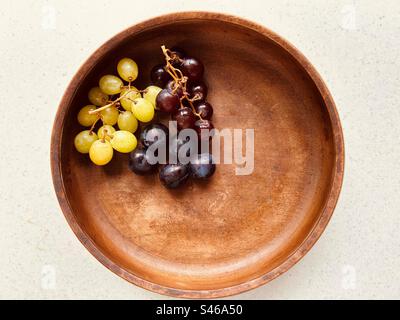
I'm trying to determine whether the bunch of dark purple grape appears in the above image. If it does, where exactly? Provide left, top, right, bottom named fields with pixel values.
left=152, top=46, right=214, bottom=134
left=128, top=46, right=216, bottom=189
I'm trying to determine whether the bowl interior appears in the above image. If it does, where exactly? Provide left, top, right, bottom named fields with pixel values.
left=58, top=17, right=337, bottom=295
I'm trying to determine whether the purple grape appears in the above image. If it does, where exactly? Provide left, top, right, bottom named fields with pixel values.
left=195, top=102, right=213, bottom=120
left=169, top=135, right=196, bottom=159
left=189, top=82, right=208, bottom=101
left=194, top=119, right=214, bottom=140
left=180, top=57, right=204, bottom=83
left=156, top=89, right=180, bottom=113
left=159, top=163, right=190, bottom=189
left=150, top=64, right=170, bottom=87
left=129, top=148, right=156, bottom=175
left=190, top=153, right=216, bottom=179
left=140, top=123, right=169, bottom=148
left=165, top=80, right=184, bottom=98
left=172, top=107, right=196, bottom=130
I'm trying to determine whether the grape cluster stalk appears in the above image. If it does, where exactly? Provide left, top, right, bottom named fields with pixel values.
left=160, top=45, right=204, bottom=120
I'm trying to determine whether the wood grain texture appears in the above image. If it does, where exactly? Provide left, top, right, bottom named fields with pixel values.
left=51, top=12, right=344, bottom=298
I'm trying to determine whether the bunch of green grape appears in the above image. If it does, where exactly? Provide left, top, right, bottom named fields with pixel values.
left=74, top=58, right=162, bottom=165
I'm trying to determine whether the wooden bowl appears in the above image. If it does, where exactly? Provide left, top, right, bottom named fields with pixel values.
left=51, top=12, right=344, bottom=298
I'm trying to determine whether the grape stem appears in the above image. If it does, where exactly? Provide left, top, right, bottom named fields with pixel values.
left=188, top=99, right=203, bottom=120
left=89, top=116, right=102, bottom=134
left=102, top=129, right=114, bottom=142
left=88, top=88, right=141, bottom=114
left=161, top=45, right=204, bottom=120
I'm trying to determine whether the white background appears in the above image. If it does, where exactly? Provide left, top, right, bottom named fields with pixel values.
left=0, top=0, right=399, bottom=299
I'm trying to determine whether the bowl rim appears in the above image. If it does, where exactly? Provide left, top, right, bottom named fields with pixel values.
left=51, top=11, right=345, bottom=299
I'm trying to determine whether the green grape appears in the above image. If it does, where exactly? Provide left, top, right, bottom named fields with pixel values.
left=110, top=130, right=137, bottom=153
left=118, top=111, right=138, bottom=133
left=143, top=85, right=162, bottom=108
left=97, top=125, right=116, bottom=141
left=131, top=98, right=154, bottom=123
left=117, top=58, right=138, bottom=82
left=74, top=130, right=98, bottom=154
left=100, top=106, right=119, bottom=125
left=77, top=105, right=98, bottom=127
left=88, top=87, right=109, bottom=106
left=120, top=87, right=141, bottom=111
left=89, top=140, right=113, bottom=165
left=99, top=75, right=123, bottom=95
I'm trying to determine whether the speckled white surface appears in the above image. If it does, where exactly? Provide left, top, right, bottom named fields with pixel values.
left=0, top=0, right=399, bottom=299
